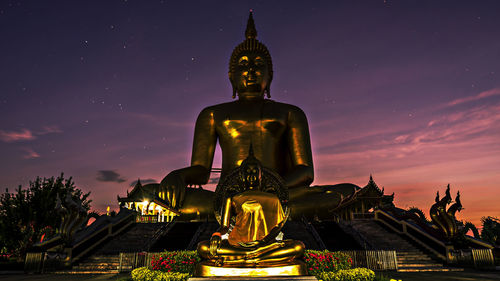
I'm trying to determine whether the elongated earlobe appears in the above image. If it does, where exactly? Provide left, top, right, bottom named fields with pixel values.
left=229, top=73, right=237, bottom=99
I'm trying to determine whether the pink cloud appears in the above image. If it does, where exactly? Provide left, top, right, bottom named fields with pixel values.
left=0, top=126, right=63, bottom=143
left=22, top=148, right=40, bottom=159
left=0, top=129, right=36, bottom=142
left=446, top=87, right=500, bottom=107
left=38, top=126, right=63, bottom=135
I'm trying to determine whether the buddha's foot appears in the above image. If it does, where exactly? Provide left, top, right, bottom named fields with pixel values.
left=246, top=241, right=285, bottom=259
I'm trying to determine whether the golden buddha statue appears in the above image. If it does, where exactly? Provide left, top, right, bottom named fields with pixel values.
left=160, top=12, right=352, bottom=220
left=195, top=147, right=306, bottom=276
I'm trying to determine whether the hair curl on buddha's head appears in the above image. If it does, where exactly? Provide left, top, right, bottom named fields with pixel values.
left=229, top=11, right=273, bottom=98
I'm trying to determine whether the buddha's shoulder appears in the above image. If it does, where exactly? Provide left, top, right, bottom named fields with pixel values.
left=198, top=100, right=306, bottom=116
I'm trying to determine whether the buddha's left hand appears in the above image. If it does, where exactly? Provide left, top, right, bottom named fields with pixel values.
left=238, top=240, right=261, bottom=248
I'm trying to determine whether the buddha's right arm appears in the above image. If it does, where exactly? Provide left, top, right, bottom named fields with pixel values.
left=160, top=108, right=217, bottom=208
left=165, top=107, right=217, bottom=185
left=189, top=107, right=217, bottom=184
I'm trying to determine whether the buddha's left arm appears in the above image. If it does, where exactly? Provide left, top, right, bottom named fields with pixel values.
left=284, top=106, right=314, bottom=188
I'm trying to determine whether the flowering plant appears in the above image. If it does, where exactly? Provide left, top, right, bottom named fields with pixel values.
left=304, top=250, right=352, bottom=276
left=316, top=268, right=375, bottom=281
left=150, top=250, right=200, bottom=273
left=132, top=267, right=190, bottom=281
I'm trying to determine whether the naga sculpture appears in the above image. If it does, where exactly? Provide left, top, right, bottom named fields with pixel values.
left=429, top=184, right=462, bottom=240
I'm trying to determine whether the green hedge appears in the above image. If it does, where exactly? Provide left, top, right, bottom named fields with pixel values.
left=316, top=268, right=375, bottom=281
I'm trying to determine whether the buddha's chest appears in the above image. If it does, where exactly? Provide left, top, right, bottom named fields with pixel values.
left=214, top=109, right=287, bottom=139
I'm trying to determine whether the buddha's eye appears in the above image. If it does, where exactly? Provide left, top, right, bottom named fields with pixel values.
left=238, top=56, right=249, bottom=66
left=254, top=56, right=264, bottom=66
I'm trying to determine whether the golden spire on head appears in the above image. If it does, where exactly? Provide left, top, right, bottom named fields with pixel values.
left=245, top=10, right=257, bottom=39
left=229, top=10, right=273, bottom=98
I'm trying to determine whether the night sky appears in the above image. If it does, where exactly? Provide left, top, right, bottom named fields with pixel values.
left=1, top=1, right=499, bottom=228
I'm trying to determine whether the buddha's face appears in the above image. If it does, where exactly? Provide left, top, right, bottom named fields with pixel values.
left=242, top=162, right=262, bottom=190
left=232, top=51, right=270, bottom=99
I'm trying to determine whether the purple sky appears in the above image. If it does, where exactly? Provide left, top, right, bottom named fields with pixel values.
left=1, top=0, right=499, bottom=228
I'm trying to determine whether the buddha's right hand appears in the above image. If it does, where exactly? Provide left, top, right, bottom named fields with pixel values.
left=209, top=235, right=221, bottom=257
left=160, top=171, right=186, bottom=209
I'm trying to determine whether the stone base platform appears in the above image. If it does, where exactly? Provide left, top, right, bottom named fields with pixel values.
left=194, top=260, right=309, bottom=277
left=189, top=277, right=317, bottom=281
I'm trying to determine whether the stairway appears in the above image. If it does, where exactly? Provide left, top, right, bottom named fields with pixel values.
left=68, top=223, right=167, bottom=273
left=282, top=220, right=325, bottom=250
left=70, top=255, right=120, bottom=273
left=186, top=222, right=219, bottom=250
left=94, top=223, right=165, bottom=254
left=349, top=219, right=463, bottom=272
left=313, top=221, right=365, bottom=250
left=150, top=222, right=203, bottom=251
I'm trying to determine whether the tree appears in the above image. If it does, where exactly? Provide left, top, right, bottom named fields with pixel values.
left=481, top=216, right=500, bottom=246
left=0, top=174, right=91, bottom=258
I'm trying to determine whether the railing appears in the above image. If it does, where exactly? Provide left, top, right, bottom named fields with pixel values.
left=71, top=211, right=135, bottom=262
left=374, top=209, right=450, bottom=261
left=136, top=215, right=158, bottom=223
left=302, top=216, right=327, bottom=250
left=373, top=209, right=497, bottom=269
left=340, top=250, right=397, bottom=271
left=24, top=252, right=44, bottom=273
left=448, top=249, right=495, bottom=269
left=24, top=210, right=136, bottom=272
left=119, top=252, right=158, bottom=272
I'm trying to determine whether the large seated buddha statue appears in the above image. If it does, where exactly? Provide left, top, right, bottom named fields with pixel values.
left=195, top=147, right=306, bottom=275
left=160, top=12, right=355, bottom=221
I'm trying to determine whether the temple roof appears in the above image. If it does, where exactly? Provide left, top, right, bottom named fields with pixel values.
left=117, top=180, right=179, bottom=214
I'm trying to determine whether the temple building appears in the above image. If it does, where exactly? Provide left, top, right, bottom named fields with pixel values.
left=329, top=176, right=394, bottom=221
left=117, top=179, right=179, bottom=223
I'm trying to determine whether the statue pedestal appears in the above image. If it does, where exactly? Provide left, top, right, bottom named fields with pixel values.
left=194, top=260, right=308, bottom=277
left=189, top=277, right=317, bottom=281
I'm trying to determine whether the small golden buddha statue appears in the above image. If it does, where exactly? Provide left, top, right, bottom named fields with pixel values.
left=160, top=12, right=353, bottom=221
left=195, top=147, right=306, bottom=276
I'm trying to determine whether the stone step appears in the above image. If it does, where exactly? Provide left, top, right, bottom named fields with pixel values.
left=397, top=258, right=434, bottom=262
left=398, top=250, right=425, bottom=253
left=84, top=257, right=120, bottom=261
left=397, top=255, right=436, bottom=259
left=397, top=255, right=430, bottom=259
left=74, top=263, right=119, bottom=268
left=74, top=263, right=119, bottom=267
left=398, top=267, right=464, bottom=272
left=397, top=263, right=443, bottom=268
left=54, top=270, right=120, bottom=274
left=398, top=261, right=434, bottom=264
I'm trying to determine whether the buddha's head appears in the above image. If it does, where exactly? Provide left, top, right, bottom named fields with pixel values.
left=239, top=144, right=263, bottom=190
left=229, top=11, right=273, bottom=100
